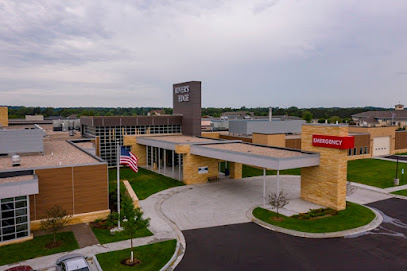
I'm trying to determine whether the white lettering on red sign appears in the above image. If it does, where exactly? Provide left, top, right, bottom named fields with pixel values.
left=313, top=138, right=343, bottom=146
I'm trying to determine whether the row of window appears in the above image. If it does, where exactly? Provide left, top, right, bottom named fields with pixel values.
left=0, top=196, right=29, bottom=243
left=348, top=146, right=369, bottom=156
left=84, top=124, right=182, bottom=166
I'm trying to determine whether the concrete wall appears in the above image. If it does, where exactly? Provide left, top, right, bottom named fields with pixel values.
left=252, top=133, right=285, bottom=147
left=229, top=120, right=305, bottom=135
left=301, top=124, right=348, bottom=210
left=0, top=107, right=8, bottom=127
left=0, top=128, right=44, bottom=155
left=25, top=115, right=44, bottom=121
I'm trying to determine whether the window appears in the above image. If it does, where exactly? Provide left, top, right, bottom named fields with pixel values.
left=0, top=196, right=29, bottom=243
left=360, top=147, right=363, bottom=155
left=353, top=148, right=357, bottom=155
left=348, top=149, right=352, bottom=156
left=364, top=147, right=368, bottom=154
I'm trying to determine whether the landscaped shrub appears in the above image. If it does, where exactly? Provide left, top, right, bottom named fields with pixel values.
left=292, top=208, right=337, bottom=220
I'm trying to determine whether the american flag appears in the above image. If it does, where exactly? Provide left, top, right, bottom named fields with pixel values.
left=120, top=147, right=138, bottom=173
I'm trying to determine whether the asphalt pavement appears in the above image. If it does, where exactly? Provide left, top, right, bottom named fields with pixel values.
left=176, top=198, right=407, bottom=271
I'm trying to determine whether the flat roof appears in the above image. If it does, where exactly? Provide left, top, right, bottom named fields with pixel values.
left=0, top=175, right=35, bottom=184
left=202, top=143, right=308, bottom=158
left=190, top=142, right=319, bottom=170
left=147, top=135, right=218, bottom=144
left=136, top=135, right=320, bottom=170
left=136, top=135, right=221, bottom=151
left=0, top=140, right=102, bottom=171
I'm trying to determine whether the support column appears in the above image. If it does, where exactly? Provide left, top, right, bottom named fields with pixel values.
left=164, top=149, right=166, bottom=175
left=150, top=147, right=153, bottom=169
left=263, top=168, right=266, bottom=207
left=178, top=153, right=181, bottom=181
left=158, top=148, right=161, bottom=173
left=172, top=151, right=175, bottom=179
left=146, top=146, right=149, bottom=169
left=229, top=162, right=242, bottom=179
left=301, top=124, right=349, bottom=210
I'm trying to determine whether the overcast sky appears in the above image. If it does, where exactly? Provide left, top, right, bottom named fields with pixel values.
left=0, top=0, right=406, bottom=108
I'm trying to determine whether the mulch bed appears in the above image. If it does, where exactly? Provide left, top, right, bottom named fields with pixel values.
left=121, top=258, right=141, bottom=266
left=45, top=240, right=63, bottom=249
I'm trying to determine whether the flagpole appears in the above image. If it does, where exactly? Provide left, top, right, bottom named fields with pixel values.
left=117, top=142, right=121, bottom=229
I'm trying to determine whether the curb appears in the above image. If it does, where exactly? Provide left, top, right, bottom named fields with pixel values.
left=247, top=205, right=383, bottom=238
left=154, top=188, right=190, bottom=271
left=92, top=254, right=103, bottom=271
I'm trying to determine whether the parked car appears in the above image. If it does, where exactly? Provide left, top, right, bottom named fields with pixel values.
left=4, top=266, right=33, bottom=271
left=56, top=254, right=91, bottom=271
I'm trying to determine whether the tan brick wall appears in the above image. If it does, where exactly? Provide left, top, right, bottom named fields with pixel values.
left=252, top=133, right=285, bottom=147
left=230, top=162, right=242, bottom=179
left=347, top=153, right=371, bottom=161
left=348, top=126, right=396, bottom=155
left=182, top=153, right=219, bottom=184
left=0, top=107, right=8, bottom=127
left=175, top=144, right=190, bottom=154
left=201, top=132, right=220, bottom=139
left=301, top=124, right=348, bottom=210
left=124, top=135, right=147, bottom=166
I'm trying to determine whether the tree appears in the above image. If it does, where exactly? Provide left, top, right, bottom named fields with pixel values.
left=329, top=116, right=342, bottom=124
left=121, top=194, right=150, bottom=264
left=40, top=205, right=72, bottom=246
left=268, top=190, right=290, bottom=221
left=302, top=111, right=313, bottom=123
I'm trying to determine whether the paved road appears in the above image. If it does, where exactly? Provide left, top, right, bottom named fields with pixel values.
left=176, top=198, right=407, bottom=271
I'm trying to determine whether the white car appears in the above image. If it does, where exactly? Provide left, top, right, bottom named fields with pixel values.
left=56, top=254, right=91, bottom=271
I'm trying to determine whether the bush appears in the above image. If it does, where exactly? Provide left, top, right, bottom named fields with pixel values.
left=106, top=212, right=119, bottom=228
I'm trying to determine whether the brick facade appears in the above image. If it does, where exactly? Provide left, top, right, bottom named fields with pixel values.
left=301, top=124, right=348, bottom=210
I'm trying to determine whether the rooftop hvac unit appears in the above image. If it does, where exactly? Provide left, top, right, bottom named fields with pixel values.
left=12, top=154, right=21, bottom=167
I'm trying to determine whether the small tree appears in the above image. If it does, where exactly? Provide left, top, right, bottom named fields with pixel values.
left=40, top=205, right=72, bottom=245
left=268, top=190, right=290, bottom=221
left=121, top=194, right=150, bottom=264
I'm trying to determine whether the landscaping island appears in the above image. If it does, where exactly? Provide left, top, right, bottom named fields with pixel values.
left=96, top=239, right=176, bottom=271
left=253, top=202, right=375, bottom=233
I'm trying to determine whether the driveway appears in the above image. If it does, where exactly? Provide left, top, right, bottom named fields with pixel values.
left=161, top=176, right=322, bottom=230
left=161, top=175, right=393, bottom=231
left=176, top=198, right=407, bottom=271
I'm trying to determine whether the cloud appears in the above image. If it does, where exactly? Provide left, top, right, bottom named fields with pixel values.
left=0, top=0, right=407, bottom=107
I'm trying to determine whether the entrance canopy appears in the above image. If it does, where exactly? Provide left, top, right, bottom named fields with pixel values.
left=136, top=135, right=320, bottom=170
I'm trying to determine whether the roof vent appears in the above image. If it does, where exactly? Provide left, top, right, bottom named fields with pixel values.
left=12, top=155, right=21, bottom=167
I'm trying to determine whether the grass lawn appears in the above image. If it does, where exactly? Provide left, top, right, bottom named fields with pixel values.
left=109, top=168, right=184, bottom=200
left=348, top=159, right=407, bottom=188
left=0, top=232, right=79, bottom=266
left=220, top=162, right=301, bottom=178
left=397, top=152, right=407, bottom=155
left=253, top=202, right=375, bottom=233
left=91, top=226, right=153, bottom=244
left=96, top=239, right=176, bottom=271
left=391, top=189, right=407, bottom=196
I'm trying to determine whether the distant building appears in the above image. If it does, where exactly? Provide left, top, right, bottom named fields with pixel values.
left=352, top=104, right=407, bottom=127
left=220, top=111, right=254, bottom=120
left=147, top=110, right=165, bottom=116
